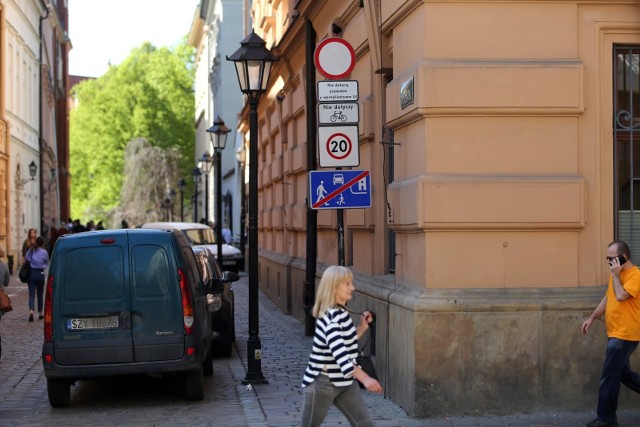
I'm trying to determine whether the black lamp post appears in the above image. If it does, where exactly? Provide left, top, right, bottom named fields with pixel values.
left=169, top=190, right=176, bottom=221
left=192, top=167, right=202, bottom=222
left=161, top=197, right=172, bottom=221
left=227, top=30, right=278, bottom=385
left=207, top=115, right=230, bottom=264
left=178, top=178, right=186, bottom=221
left=235, top=144, right=247, bottom=261
left=199, top=152, right=213, bottom=225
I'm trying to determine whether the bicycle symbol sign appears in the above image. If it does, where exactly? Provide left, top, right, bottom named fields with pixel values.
left=317, top=102, right=359, bottom=125
left=318, top=125, right=360, bottom=167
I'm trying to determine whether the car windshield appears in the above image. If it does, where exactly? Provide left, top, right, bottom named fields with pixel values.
left=183, top=228, right=217, bottom=245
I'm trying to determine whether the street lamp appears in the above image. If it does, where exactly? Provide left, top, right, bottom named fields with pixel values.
left=198, top=152, right=213, bottom=225
left=169, top=190, right=176, bottom=221
left=161, top=197, right=172, bottom=221
left=235, top=143, right=247, bottom=261
left=227, top=30, right=278, bottom=385
left=192, top=167, right=202, bottom=223
left=207, top=115, right=230, bottom=264
left=178, top=178, right=186, bottom=221
left=17, top=160, right=38, bottom=188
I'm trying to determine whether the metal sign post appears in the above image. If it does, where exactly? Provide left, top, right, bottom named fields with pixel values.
left=314, top=37, right=369, bottom=267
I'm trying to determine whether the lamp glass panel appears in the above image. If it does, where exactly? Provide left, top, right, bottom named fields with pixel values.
left=261, top=62, right=272, bottom=91
left=235, top=62, right=248, bottom=92
left=217, top=133, right=228, bottom=151
left=247, top=61, right=263, bottom=91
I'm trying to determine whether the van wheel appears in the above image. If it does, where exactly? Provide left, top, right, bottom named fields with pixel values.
left=184, top=369, right=204, bottom=401
left=47, top=378, right=70, bottom=408
left=203, top=345, right=214, bottom=377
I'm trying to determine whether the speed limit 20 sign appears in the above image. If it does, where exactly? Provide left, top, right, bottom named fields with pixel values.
left=318, top=125, right=360, bottom=167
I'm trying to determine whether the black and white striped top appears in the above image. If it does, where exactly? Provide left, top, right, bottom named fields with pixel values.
left=302, top=307, right=358, bottom=387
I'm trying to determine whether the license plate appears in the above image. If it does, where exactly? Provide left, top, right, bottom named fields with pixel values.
left=67, top=316, right=119, bottom=330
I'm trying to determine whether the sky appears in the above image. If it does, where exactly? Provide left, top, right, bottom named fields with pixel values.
left=68, top=0, right=200, bottom=77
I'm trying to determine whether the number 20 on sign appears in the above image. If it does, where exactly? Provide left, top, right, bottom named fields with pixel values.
left=318, top=125, right=360, bottom=168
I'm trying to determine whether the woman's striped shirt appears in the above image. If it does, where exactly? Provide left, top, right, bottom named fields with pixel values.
left=302, top=307, right=358, bottom=387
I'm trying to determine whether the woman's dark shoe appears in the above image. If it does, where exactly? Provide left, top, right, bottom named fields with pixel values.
left=38, top=315, right=44, bottom=320
left=28, top=314, right=34, bottom=322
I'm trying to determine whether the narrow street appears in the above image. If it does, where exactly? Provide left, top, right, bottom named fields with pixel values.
left=2, top=272, right=640, bottom=427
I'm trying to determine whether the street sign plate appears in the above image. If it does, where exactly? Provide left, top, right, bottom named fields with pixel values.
left=314, top=37, right=356, bottom=80
left=318, top=126, right=360, bottom=168
left=318, top=102, right=359, bottom=125
left=317, top=81, right=358, bottom=102
left=308, top=170, right=371, bottom=210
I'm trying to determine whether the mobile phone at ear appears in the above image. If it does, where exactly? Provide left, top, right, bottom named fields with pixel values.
left=617, top=255, right=627, bottom=265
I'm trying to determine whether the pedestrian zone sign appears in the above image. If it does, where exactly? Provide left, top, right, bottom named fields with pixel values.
left=308, top=170, right=371, bottom=210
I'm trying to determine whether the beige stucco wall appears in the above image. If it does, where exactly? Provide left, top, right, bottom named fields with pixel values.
left=244, top=0, right=640, bottom=418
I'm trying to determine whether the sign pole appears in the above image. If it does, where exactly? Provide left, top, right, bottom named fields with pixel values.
left=336, top=167, right=345, bottom=266
left=338, top=208, right=345, bottom=266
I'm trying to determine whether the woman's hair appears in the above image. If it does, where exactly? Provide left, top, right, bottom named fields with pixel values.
left=28, top=228, right=37, bottom=238
left=36, top=236, right=45, bottom=247
left=312, top=265, right=353, bottom=318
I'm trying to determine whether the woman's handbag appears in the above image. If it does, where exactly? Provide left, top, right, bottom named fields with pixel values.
left=18, top=259, right=30, bottom=283
left=0, top=288, right=12, bottom=312
left=355, top=314, right=378, bottom=389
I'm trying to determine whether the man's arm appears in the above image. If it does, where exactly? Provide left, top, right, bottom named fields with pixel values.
left=612, top=272, right=631, bottom=301
left=582, top=295, right=607, bottom=335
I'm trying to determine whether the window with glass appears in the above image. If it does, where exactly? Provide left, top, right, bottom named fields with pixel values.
left=614, top=45, right=640, bottom=263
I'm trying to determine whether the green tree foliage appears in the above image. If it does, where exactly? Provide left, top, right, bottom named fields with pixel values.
left=70, top=41, right=195, bottom=224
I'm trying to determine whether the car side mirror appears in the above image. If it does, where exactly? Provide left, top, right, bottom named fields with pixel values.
left=209, top=278, right=224, bottom=294
left=221, top=271, right=239, bottom=283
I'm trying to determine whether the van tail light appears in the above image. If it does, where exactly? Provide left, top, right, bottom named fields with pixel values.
left=44, top=275, right=54, bottom=342
left=178, top=269, right=194, bottom=335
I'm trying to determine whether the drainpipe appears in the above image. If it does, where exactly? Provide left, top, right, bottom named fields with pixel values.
left=39, top=1, right=49, bottom=237
left=303, top=18, right=317, bottom=336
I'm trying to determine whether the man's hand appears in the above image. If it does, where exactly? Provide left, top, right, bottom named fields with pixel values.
left=609, top=257, right=624, bottom=276
left=581, top=317, right=594, bottom=335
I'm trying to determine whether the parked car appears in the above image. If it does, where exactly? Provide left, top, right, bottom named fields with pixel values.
left=192, top=245, right=238, bottom=357
left=141, top=222, right=244, bottom=273
left=41, top=229, right=219, bottom=407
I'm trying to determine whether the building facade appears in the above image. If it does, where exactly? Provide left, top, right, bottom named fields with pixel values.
left=189, top=0, right=245, bottom=239
left=1, top=0, right=69, bottom=263
left=238, top=0, right=640, bottom=417
left=40, top=0, right=70, bottom=244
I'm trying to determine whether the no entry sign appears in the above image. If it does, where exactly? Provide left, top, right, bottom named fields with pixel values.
left=314, top=37, right=356, bottom=80
left=318, top=125, right=360, bottom=167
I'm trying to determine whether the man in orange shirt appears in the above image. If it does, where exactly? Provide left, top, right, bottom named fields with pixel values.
left=582, top=241, right=640, bottom=427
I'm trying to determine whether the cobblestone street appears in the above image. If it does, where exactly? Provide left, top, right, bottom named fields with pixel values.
left=2, top=272, right=640, bottom=426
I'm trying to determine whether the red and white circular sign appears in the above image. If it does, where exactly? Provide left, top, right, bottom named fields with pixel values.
left=326, top=132, right=353, bottom=160
left=314, top=38, right=356, bottom=80
left=318, top=126, right=360, bottom=167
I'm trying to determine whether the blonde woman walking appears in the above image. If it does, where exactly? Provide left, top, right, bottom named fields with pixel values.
left=300, top=265, right=382, bottom=427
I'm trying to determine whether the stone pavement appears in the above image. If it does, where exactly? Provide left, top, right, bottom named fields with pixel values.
left=2, top=271, right=640, bottom=426
left=230, top=273, right=640, bottom=427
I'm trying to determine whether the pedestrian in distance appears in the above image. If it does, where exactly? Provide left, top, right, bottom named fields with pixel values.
left=221, top=222, right=232, bottom=244
left=25, top=236, right=49, bottom=322
left=300, top=265, right=382, bottom=427
left=0, top=248, right=10, bottom=359
left=21, top=228, right=37, bottom=258
left=582, top=241, right=640, bottom=427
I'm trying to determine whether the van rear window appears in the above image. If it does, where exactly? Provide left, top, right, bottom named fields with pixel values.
left=132, top=245, right=171, bottom=297
left=63, top=246, right=124, bottom=300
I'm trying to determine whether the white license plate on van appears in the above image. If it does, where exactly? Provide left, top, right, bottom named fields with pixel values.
left=67, top=316, right=119, bottom=330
